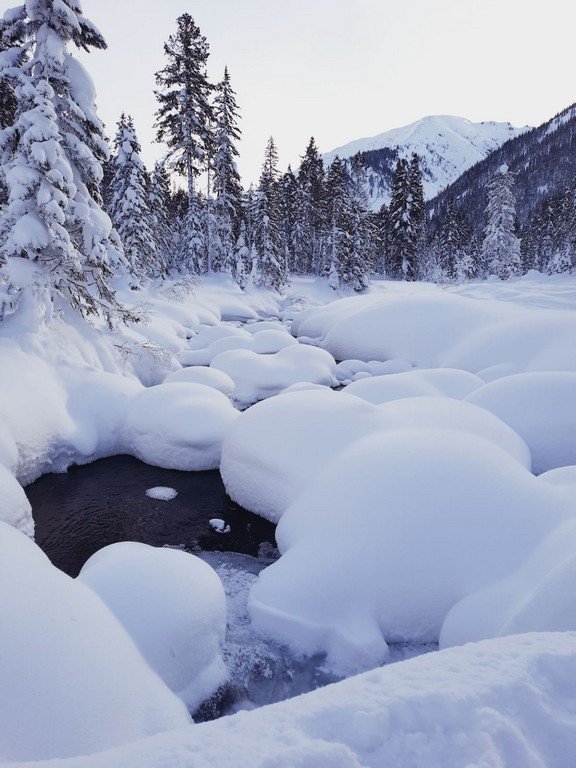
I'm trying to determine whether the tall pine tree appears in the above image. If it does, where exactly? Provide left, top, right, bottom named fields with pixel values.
left=155, top=14, right=213, bottom=273
left=481, top=165, right=522, bottom=279
left=252, top=137, right=287, bottom=291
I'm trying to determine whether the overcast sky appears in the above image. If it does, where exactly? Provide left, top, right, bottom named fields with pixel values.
left=5, top=0, right=575, bottom=184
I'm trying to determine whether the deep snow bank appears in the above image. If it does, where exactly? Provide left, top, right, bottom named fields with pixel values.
left=14, top=633, right=576, bottom=768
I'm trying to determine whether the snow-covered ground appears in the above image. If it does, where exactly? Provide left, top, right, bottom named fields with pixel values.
left=3, top=271, right=576, bottom=765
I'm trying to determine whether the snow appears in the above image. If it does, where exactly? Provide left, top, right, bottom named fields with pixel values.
left=323, top=115, right=528, bottom=209
left=145, top=486, right=178, bottom=500
left=122, top=382, right=239, bottom=471
left=211, top=344, right=338, bottom=406
left=79, top=542, right=228, bottom=712
left=16, top=633, right=576, bottom=768
left=0, top=523, right=190, bottom=763
left=209, top=518, right=231, bottom=533
left=180, top=327, right=296, bottom=366
left=344, top=367, right=484, bottom=403
left=164, top=365, right=236, bottom=398
left=221, top=390, right=531, bottom=524
left=249, top=430, right=574, bottom=673
left=467, top=372, right=576, bottom=473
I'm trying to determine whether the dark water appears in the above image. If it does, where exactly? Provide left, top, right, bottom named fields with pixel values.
left=27, top=455, right=276, bottom=577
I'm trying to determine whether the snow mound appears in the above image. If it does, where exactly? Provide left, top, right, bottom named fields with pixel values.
left=249, top=430, right=572, bottom=673
left=180, top=328, right=296, bottom=367
left=145, top=486, right=178, bottom=501
left=441, top=519, right=576, bottom=648
left=0, top=463, right=34, bottom=536
left=221, top=391, right=531, bottom=523
left=79, top=542, right=227, bottom=712
left=188, top=324, right=248, bottom=350
left=48, top=633, right=576, bottom=768
left=345, top=368, right=484, bottom=403
left=211, top=345, right=337, bottom=406
left=335, top=357, right=414, bottom=384
left=540, top=465, right=576, bottom=487
left=0, top=524, right=190, bottom=763
left=122, top=382, right=239, bottom=471
left=164, top=366, right=236, bottom=398
left=467, top=372, right=576, bottom=473
left=294, top=291, right=576, bottom=373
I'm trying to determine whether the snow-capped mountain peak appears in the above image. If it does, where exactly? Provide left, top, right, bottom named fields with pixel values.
left=323, top=115, right=530, bottom=209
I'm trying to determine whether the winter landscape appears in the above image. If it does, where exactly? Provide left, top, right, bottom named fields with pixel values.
left=1, top=1, right=576, bottom=766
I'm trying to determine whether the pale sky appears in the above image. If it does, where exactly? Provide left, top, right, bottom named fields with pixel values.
left=4, top=0, right=575, bottom=184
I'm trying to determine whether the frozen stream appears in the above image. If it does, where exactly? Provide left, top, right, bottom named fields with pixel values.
left=26, top=455, right=435, bottom=719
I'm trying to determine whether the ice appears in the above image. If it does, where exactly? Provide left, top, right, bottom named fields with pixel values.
left=145, top=486, right=178, bottom=500
left=0, top=524, right=190, bottom=763
left=467, top=372, right=576, bottom=473
left=122, top=382, right=239, bottom=471
left=79, top=542, right=227, bottom=712
left=248, top=429, right=573, bottom=673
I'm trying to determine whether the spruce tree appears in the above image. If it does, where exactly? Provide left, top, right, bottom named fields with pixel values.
left=407, top=153, right=427, bottom=279
left=252, top=137, right=287, bottom=291
left=0, top=0, right=130, bottom=327
left=212, top=66, right=242, bottom=275
left=481, top=165, right=522, bottom=279
left=155, top=13, right=213, bottom=273
left=148, top=162, right=173, bottom=272
left=109, top=114, right=159, bottom=279
left=278, top=166, right=298, bottom=273
left=294, top=137, right=325, bottom=274
left=387, top=158, right=412, bottom=278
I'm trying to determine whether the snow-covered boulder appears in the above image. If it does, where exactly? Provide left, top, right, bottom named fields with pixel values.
left=221, top=391, right=531, bottom=524
left=335, top=357, right=414, bottom=384
left=211, top=345, right=337, bottom=406
left=79, top=542, right=227, bottom=711
left=249, top=430, right=573, bottom=673
left=0, top=524, right=190, bottom=763
left=66, top=633, right=576, bottom=768
left=344, top=368, right=484, bottom=404
left=467, top=372, right=576, bottom=473
left=188, top=324, right=248, bottom=350
left=122, top=382, right=239, bottom=471
left=441, top=518, right=576, bottom=648
left=181, top=328, right=296, bottom=367
left=540, top=465, right=576, bottom=487
left=164, top=365, right=236, bottom=398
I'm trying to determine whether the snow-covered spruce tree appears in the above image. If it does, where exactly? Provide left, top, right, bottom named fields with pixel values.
left=109, top=114, right=160, bottom=280
left=155, top=13, right=213, bottom=274
left=0, top=9, right=24, bottom=208
left=234, top=219, right=250, bottom=288
left=481, top=164, right=522, bottom=279
left=387, top=158, right=412, bottom=278
left=293, top=137, right=325, bottom=275
left=252, top=137, right=287, bottom=291
left=407, top=153, right=428, bottom=279
left=211, top=66, right=242, bottom=276
left=278, top=166, right=298, bottom=273
left=148, top=162, right=173, bottom=271
left=324, top=156, right=369, bottom=292
left=0, top=0, right=131, bottom=327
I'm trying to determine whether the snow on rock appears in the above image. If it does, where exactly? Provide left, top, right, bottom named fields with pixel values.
left=209, top=518, right=231, bottom=534
left=79, top=542, right=227, bottom=712
left=540, top=465, right=576, bottom=487
left=187, top=324, right=248, bottom=350
left=221, top=391, right=531, bottom=524
left=180, top=329, right=296, bottom=367
left=344, top=368, right=484, bottom=404
left=164, top=365, right=236, bottom=398
left=221, top=390, right=386, bottom=522
left=122, top=382, right=239, bottom=471
left=211, top=345, right=338, bottom=406
left=335, top=357, right=414, bottom=384
left=145, top=486, right=178, bottom=501
left=441, top=519, right=576, bottom=648
left=467, top=372, right=576, bottom=473
left=0, top=524, right=190, bottom=763
left=249, top=430, right=573, bottom=673
left=0, top=463, right=33, bottom=536
left=33, top=633, right=576, bottom=768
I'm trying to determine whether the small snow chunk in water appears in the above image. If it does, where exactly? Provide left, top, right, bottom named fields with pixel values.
left=146, top=486, right=178, bottom=501
left=209, top=518, right=231, bottom=534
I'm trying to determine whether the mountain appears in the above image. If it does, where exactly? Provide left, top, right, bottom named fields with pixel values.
left=323, top=115, right=529, bottom=210
left=427, top=103, right=576, bottom=235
